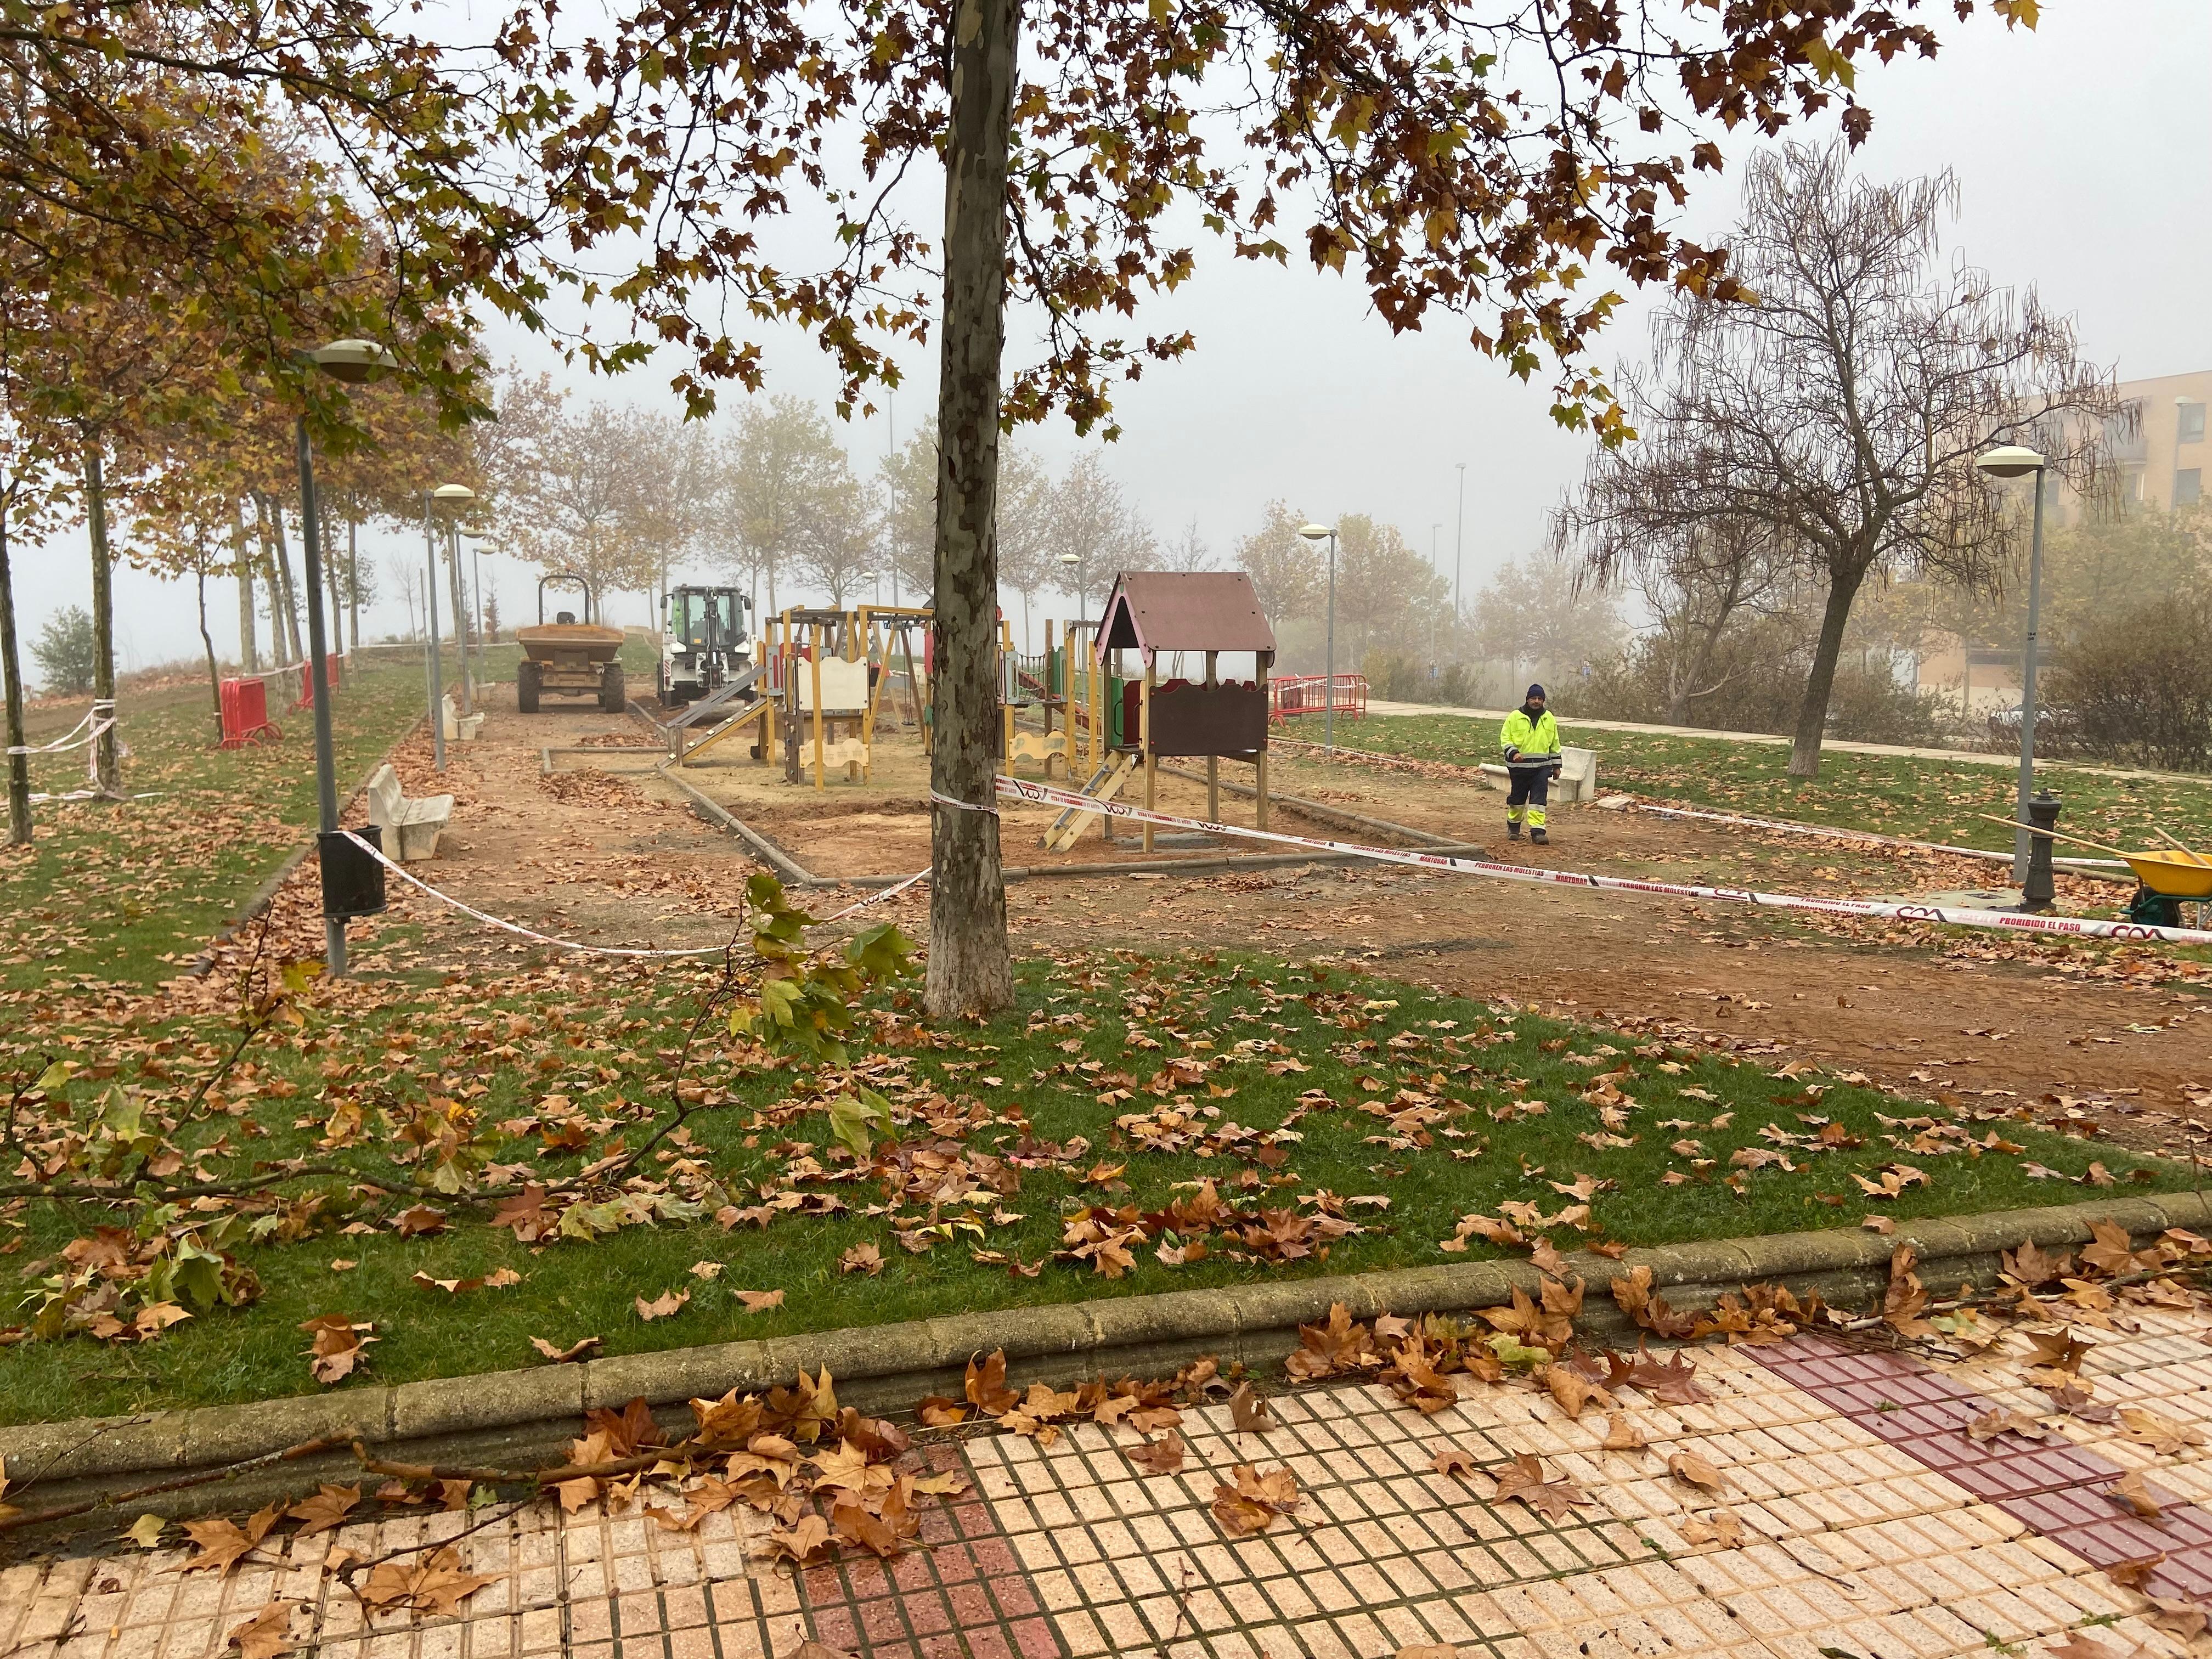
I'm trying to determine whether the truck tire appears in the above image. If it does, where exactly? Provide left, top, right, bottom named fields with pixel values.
left=600, top=664, right=625, bottom=713
left=516, top=659, right=541, bottom=714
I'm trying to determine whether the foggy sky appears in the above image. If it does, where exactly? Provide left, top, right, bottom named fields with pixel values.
left=20, top=1, right=2210, bottom=681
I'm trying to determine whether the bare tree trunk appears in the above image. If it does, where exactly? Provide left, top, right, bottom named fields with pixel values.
left=233, top=498, right=258, bottom=674
left=328, top=514, right=348, bottom=656
left=347, top=503, right=360, bottom=654
left=258, top=493, right=304, bottom=664
left=195, top=544, right=223, bottom=744
left=1789, top=566, right=1865, bottom=777
left=85, top=444, right=121, bottom=795
left=1, top=496, right=31, bottom=843
left=924, top=0, right=1018, bottom=1019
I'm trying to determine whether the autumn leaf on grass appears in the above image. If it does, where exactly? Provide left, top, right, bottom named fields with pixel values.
left=1211, top=1464, right=1300, bottom=1536
left=530, top=1335, right=602, bottom=1364
left=287, top=1485, right=360, bottom=1538
left=1490, top=1453, right=1590, bottom=1523
left=635, top=1289, right=690, bottom=1322
left=1667, top=1452, right=1732, bottom=1494
left=1678, top=1510, right=1747, bottom=1550
left=733, top=1289, right=786, bottom=1313
left=392, top=1204, right=448, bottom=1237
left=2119, top=1408, right=2205, bottom=1457
left=965, top=1350, right=1020, bottom=1417
left=298, top=1316, right=375, bottom=1386
left=360, top=1546, right=491, bottom=1617
left=226, top=1602, right=298, bottom=1659
left=840, top=1243, right=885, bottom=1277
left=1431, top=1446, right=1480, bottom=1481
left=1127, top=1435, right=1187, bottom=1476
left=1601, top=1414, right=1648, bottom=1455
left=179, top=1504, right=284, bottom=1576
left=2109, top=1469, right=2171, bottom=1520
left=1966, top=1409, right=2049, bottom=1444
left=1229, top=1381, right=1277, bottom=1435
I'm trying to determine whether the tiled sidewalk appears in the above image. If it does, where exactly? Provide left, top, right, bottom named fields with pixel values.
left=6, top=1312, right=2210, bottom=1659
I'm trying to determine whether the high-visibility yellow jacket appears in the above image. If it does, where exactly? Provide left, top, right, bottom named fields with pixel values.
left=1500, top=707, right=1560, bottom=763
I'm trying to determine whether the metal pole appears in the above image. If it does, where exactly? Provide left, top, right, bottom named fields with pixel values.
left=295, top=416, right=347, bottom=975
left=424, top=495, right=447, bottom=772
left=1453, top=463, right=1466, bottom=618
left=450, top=521, right=472, bottom=715
left=1324, top=529, right=1337, bottom=757
left=2013, top=467, right=2046, bottom=884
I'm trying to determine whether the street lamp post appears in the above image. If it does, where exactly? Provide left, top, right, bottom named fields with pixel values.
left=297, top=338, right=401, bottom=974
left=447, top=516, right=475, bottom=716
left=1974, top=444, right=2049, bottom=888
left=424, top=483, right=473, bottom=770
left=1059, top=551, right=1084, bottom=624
left=1453, top=463, right=1466, bottom=618
left=1298, top=523, right=1338, bottom=755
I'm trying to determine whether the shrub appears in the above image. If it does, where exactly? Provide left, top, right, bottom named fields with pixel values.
left=2046, top=596, right=2212, bottom=772
left=30, top=606, right=98, bottom=697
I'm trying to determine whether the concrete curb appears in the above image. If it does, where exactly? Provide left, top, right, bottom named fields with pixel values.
left=2, top=1189, right=2204, bottom=1532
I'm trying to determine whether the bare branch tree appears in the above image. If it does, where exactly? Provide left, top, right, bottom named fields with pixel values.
left=1555, top=143, right=2120, bottom=775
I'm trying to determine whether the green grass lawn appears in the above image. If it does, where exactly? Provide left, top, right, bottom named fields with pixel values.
left=0, top=659, right=443, bottom=990
left=0, top=948, right=2180, bottom=1425
left=1333, top=714, right=2212, bottom=853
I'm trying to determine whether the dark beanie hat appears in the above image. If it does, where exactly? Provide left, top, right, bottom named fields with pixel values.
left=1526, top=684, right=1545, bottom=701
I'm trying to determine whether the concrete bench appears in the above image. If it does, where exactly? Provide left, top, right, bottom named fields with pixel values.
left=1478, top=745, right=1599, bottom=804
left=365, top=763, right=454, bottom=862
left=440, top=694, right=485, bottom=743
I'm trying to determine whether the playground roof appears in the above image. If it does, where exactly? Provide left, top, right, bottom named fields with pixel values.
left=1095, top=572, right=1277, bottom=659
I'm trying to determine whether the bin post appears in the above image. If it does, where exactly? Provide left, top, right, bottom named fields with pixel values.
left=2021, top=790, right=2061, bottom=913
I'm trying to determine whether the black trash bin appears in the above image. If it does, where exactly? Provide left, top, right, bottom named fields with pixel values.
left=320, top=825, right=388, bottom=920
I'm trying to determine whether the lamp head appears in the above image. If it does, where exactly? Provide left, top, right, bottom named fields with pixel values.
left=432, top=483, right=476, bottom=506
left=1974, top=445, right=2046, bottom=479
left=861, top=570, right=878, bottom=582
left=1297, top=523, right=1333, bottom=543
left=307, top=339, right=401, bottom=385
left=1058, top=551, right=1081, bottom=567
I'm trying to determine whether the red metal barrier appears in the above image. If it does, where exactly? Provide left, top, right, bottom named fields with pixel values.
left=1268, top=673, right=1367, bottom=721
left=296, top=653, right=343, bottom=708
left=219, top=677, right=280, bottom=748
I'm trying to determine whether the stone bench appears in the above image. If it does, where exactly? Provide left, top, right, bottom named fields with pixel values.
left=365, top=763, right=454, bottom=862
left=440, top=693, right=486, bottom=743
left=1478, top=745, right=1599, bottom=804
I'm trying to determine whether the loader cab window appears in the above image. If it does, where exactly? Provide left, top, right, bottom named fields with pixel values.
left=674, top=591, right=746, bottom=649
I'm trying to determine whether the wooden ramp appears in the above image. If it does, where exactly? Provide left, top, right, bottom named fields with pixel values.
left=1041, top=751, right=1138, bottom=850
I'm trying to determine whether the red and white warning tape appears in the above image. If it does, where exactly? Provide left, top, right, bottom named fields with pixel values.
left=337, top=830, right=923, bottom=959
left=994, top=774, right=2212, bottom=949
left=1620, top=797, right=2133, bottom=871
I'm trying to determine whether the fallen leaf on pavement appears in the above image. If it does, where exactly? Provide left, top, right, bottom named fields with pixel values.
left=287, top=1485, right=359, bottom=1538
left=2110, top=1469, right=2170, bottom=1520
left=1966, top=1409, right=2049, bottom=1443
left=1601, top=1414, right=1648, bottom=1454
left=179, top=1505, right=283, bottom=1576
left=1127, top=1435, right=1186, bottom=1476
left=1491, top=1453, right=1590, bottom=1522
left=1679, top=1510, right=1746, bottom=1549
left=1430, top=1446, right=1479, bottom=1480
left=757, top=1514, right=834, bottom=1564
left=1395, top=1646, right=1460, bottom=1659
left=1545, top=1365, right=1609, bottom=1421
left=2023, top=1328, right=2089, bottom=1374
left=1667, top=1452, right=1731, bottom=1493
left=2146, top=1598, right=2210, bottom=1640
left=2119, top=1408, right=2205, bottom=1457
left=125, top=1514, right=166, bottom=1549
left=227, top=1602, right=298, bottom=1659
left=1211, top=1464, right=1300, bottom=1534
left=1229, top=1381, right=1277, bottom=1435
left=2106, top=1553, right=2166, bottom=1590
left=360, top=1546, right=490, bottom=1616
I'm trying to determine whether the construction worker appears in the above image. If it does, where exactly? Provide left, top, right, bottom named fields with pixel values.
left=1499, top=684, right=1562, bottom=844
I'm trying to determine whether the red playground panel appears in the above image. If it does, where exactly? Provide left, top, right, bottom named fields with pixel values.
left=1268, top=672, right=1367, bottom=721
left=219, top=677, right=281, bottom=748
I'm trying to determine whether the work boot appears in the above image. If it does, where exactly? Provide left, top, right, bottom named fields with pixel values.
left=1506, top=822, right=1522, bottom=840
left=1531, top=828, right=1548, bottom=846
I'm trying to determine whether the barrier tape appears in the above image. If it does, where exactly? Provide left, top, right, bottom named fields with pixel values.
left=995, top=772, right=2212, bottom=950
left=5, top=701, right=116, bottom=758
left=336, top=831, right=926, bottom=958
left=1622, top=797, right=2134, bottom=871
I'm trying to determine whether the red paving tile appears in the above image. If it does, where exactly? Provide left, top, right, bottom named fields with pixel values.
left=1754, top=1334, right=2212, bottom=1610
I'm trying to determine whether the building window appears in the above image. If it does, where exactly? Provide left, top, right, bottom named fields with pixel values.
left=2183, top=403, right=2208, bottom=444
left=2179, top=468, right=2204, bottom=507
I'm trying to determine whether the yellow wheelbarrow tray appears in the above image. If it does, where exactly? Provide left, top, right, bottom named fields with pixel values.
left=2123, top=853, right=2212, bottom=900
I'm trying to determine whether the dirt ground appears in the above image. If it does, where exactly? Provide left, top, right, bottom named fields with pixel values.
left=359, top=686, right=2212, bottom=1143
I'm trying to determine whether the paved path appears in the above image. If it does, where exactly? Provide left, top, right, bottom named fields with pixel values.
left=9, top=1311, right=2211, bottom=1659
left=1357, top=701, right=2197, bottom=786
